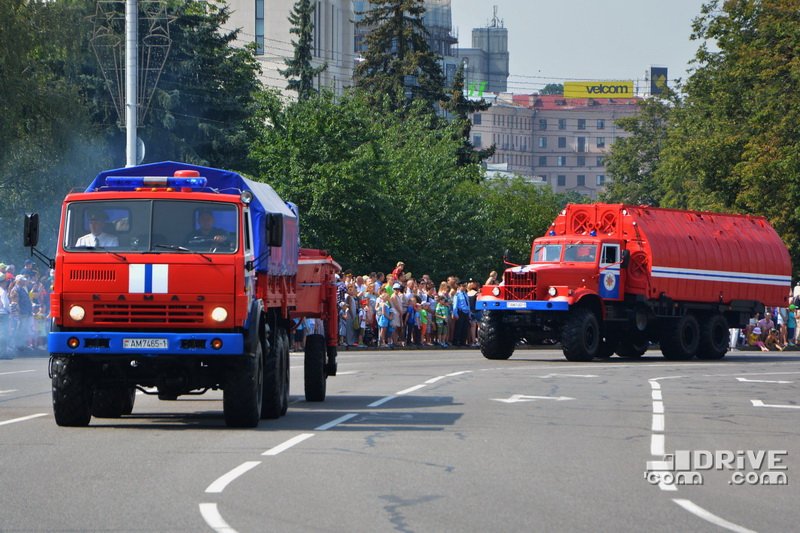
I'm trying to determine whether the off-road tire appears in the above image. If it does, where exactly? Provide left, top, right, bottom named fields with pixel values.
left=660, top=314, right=700, bottom=360
left=616, top=336, right=649, bottom=358
left=91, top=388, right=130, bottom=418
left=122, top=387, right=136, bottom=415
left=697, top=313, right=729, bottom=360
left=478, top=312, right=516, bottom=360
left=561, top=308, right=600, bottom=362
left=262, top=326, right=285, bottom=419
left=223, top=342, right=263, bottom=428
left=304, top=334, right=327, bottom=402
left=51, top=356, right=92, bottom=427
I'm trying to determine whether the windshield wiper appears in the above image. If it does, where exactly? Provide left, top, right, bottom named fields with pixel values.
left=80, top=245, right=127, bottom=262
left=154, top=243, right=212, bottom=262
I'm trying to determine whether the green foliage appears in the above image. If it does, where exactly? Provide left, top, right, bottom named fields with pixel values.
left=354, top=0, right=445, bottom=114
left=441, top=64, right=495, bottom=168
left=540, top=83, right=564, bottom=95
left=280, top=0, right=327, bottom=101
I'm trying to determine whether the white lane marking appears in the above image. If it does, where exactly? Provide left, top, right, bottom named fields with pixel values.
left=368, top=396, right=396, bottom=407
left=531, top=373, right=598, bottom=379
left=0, top=413, right=47, bottom=426
left=651, top=433, right=665, bottom=456
left=262, top=433, right=314, bottom=456
left=737, top=377, right=793, bottom=384
left=445, top=371, right=472, bottom=377
left=334, top=371, right=359, bottom=376
left=0, top=389, right=19, bottom=395
left=673, top=499, right=756, bottom=533
left=205, top=461, right=261, bottom=494
left=199, top=503, right=237, bottom=533
left=652, top=390, right=662, bottom=400
left=425, top=376, right=447, bottom=384
left=492, top=394, right=574, bottom=403
left=652, top=414, right=664, bottom=432
left=396, top=384, right=426, bottom=395
left=0, top=370, right=36, bottom=376
left=315, top=413, right=357, bottom=431
left=751, top=399, right=800, bottom=410
left=653, top=401, right=664, bottom=414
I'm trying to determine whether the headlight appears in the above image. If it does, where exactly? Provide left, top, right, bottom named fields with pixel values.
left=492, top=286, right=501, bottom=297
left=548, top=287, right=558, bottom=297
left=69, top=305, right=86, bottom=321
left=210, top=307, right=228, bottom=322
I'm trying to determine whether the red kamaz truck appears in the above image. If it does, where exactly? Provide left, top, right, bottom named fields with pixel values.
left=477, top=204, right=792, bottom=362
left=24, top=161, right=340, bottom=427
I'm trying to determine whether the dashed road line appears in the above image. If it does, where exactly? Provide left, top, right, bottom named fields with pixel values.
left=396, top=384, right=426, bottom=395
left=262, top=433, right=314, bottom=456
left=315, top=413, right=358, bottom=431
left=199, top=503, right=237, bottom=533
left=0, top=370, right=36, bottom=376
left=736, top=377, right=793, bottom=384
left=205, top=461, right=261, bottom=494
left=0, top=413, right=47, bottom=427
left=0, top=389, right=19, bottom=395
left=751, top=399, right=800, bottom=410
left=672, top=498, right=756, bottom=533
left=368, top=396, right=396, bottom=407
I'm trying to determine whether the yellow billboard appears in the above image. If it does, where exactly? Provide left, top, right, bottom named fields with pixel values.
left=564, top=81, right=634, bottom=99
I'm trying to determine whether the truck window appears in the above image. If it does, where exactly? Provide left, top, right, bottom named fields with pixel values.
left=564, top=244, right=597, bottom=263
left=533, top=244, right=562, bottom=263
left=601, top=244, right=619, bottom=265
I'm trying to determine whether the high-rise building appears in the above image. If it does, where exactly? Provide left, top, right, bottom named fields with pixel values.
left=452, top=7, right=509, bottom=93
left=225, top=0, right=355, bottom=95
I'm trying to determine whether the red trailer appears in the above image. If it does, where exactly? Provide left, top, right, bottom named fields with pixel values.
left=477, top=204, right=792, bottom=361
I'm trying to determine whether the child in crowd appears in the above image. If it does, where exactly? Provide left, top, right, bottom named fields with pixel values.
left=418, top=302, right=430, bottom=346
left=435, top=295, right=450, bottom=347
left=358, top=300, right=368, bottom=346
left=338, top=301, right=350, bottom=346
left=376, top=293, right=393, bottom=348
left=765, top=328, right=786, bottom=351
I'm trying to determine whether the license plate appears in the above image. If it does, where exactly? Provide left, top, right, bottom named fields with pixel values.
left=507, top=302, right=526, bottom=309
left=123, top=338, right=168, bottom=349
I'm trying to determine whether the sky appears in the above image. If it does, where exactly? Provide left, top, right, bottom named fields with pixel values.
left=450, top=0, right=709, bottom=94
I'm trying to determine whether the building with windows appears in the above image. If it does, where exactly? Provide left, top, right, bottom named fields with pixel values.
left=471, top=94, right=640, bottom=198
left=451, top=8, right=509, bottom=94
left=225, top=0, right=355, bottom=95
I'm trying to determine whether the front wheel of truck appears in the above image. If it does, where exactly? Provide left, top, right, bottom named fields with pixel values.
left=262, top=326, right=287, bottom=419
left=561, top=308, right=600, bottom=362
left=223, top=343, right=263, bottom=428
left=304, top=334, right=327, bottom=401
left=478, top=312, right=516, bottom=360
left=51, top=356, right=92, bottom=427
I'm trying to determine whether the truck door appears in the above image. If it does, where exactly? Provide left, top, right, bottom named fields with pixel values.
left=243, top=208, right=255, bottom=309
left=599, top=243, right=623, bottom=300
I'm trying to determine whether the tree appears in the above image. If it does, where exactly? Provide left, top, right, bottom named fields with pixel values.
left=540, top=83, right=563, bottom=95
left=280, top=0, right=327, bottom=101
left=354, top=0, right=445, bottom=113
left=441, top=63, right=495, bottom=168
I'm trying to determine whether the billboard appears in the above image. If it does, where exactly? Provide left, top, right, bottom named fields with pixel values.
left=564, top=81, right=634, bottom=99
left=650, top=67, right=668, bottom=95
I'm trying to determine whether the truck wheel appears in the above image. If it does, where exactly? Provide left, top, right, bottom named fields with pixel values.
left=91, top=388, right=131, bottom=418
left=122, top=387, right=136, bottom=415
left=261, top=327, right=285, bottom=419
left=697, top=314, right=729, bottom=360
left=561, top=308, right=600, bottom=361
left=224, top=342, right=263, bottom=428
left=304, top=334, right=327, bottom=401
left=51, top=356, right=92, bottom=427
left=660, top=314, right=700, bottom=360
left=616, top=336, right=649, bottom=358
left=478, top=312, right=516, bottom=360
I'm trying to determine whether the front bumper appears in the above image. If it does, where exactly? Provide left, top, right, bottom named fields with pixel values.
left=48, top=331, right=245, bottom=356
left=476, top=299, right=569, bottom=311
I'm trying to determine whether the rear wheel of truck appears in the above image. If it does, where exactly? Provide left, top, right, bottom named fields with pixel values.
left=616, top=336, right=649, bottom=358
left=597, top=334, right=618, bottom=358
left=304, top=334, right=327, bottom=401
left=660, top=314, right=700, bottom=360
left=262, top=327, right=286, bottom=419
left=697, top=313, right=729, bottom=360
left=51, top=356, right=92, bottom=427
left=478, top=312, right=516, bottom=360
left=561, top=308, right=600, bottom=362
left=279, top=329, right=290, bottom=415
left=224, top=342, right=263, bottom=428
left=91, top=387, right=134, bottom=418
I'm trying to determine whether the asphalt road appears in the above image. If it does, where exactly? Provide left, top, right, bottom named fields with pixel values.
left=1, top=348, right=798, bottom=532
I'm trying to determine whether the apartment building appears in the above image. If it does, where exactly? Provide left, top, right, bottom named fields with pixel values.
left=225, top=0, right=355, bottom=95
left=471, top=94, right=640, bottom=198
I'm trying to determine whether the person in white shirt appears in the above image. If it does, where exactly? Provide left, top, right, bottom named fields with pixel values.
left=76, top=211, right=118, bottom=247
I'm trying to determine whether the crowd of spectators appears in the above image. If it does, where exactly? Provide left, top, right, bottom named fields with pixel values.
left=736, top=293, right=800, bottom=352
left=0, top=259, right=51, bottom=359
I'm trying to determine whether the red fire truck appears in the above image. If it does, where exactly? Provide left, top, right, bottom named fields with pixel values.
left=24, top=161, right=340, bottom=427
left=477, top=204, right=792, bottom=362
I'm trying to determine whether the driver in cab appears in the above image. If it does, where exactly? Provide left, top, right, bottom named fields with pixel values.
left=187, top=208, right=230, bottom=249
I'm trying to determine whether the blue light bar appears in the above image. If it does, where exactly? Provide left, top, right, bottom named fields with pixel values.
left=105, top=176, right=208, bottom=189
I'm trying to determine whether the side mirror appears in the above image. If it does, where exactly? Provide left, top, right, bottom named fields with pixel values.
left=267, top=213, right=283, bottom=247
left=24, top=213, right=39, bottom=247
left=503, top=248, right=510, bottom=262
left=621, top=249, right=631, bottom=269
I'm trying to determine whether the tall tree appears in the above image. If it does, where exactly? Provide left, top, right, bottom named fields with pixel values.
left=540, top=83, right=564, bottom=95
left=441, top=63, right=495, bottom=168
left=280, top=0, right=327, bottom=101
left=354, top=0, right=445, bottom=113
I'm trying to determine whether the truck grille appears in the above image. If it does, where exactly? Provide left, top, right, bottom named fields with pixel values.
left=70, top=269, right=116, bottom=282
left=503, top=271, right=536, bottom=300
left=93, top=303, right=204, bottom=324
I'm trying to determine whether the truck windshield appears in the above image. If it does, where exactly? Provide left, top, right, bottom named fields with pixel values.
left=563, top=244, right=597, bottom=263
left=64, top=200, right=238, bottom=254
left=533, top=244, right=562, bottom=263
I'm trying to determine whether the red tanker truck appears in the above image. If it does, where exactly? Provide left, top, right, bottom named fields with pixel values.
left=477, top=204, right=792, bottom=361
left=24, top=161, right=340, bottom=427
